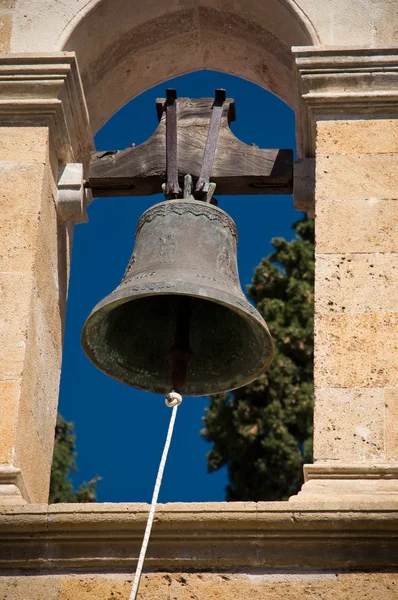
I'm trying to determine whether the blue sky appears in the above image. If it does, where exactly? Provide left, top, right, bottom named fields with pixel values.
left=58, top=70, right=299, bottom=503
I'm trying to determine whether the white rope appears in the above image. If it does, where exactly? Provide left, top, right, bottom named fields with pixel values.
left=129, top=391, right=182, bottom=600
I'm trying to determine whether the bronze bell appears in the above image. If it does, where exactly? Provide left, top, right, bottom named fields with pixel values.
left=81, top=200, right=273, bottom=395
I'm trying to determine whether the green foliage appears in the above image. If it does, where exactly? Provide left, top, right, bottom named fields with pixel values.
left=202, top=218, right=314, bottom=500
left=49, top=414, right=100, bottom=503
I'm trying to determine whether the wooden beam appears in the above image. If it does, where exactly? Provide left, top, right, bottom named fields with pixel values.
left=88, top=98, right=293, bottom=197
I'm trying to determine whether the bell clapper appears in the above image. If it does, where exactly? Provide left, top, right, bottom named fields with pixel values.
left=168, top=296, right=195, bottom=391
left=183, top=174, right=193, bottom=200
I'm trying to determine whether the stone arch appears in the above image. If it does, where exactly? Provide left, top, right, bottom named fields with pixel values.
left=58, top=0, right=318, bottom=133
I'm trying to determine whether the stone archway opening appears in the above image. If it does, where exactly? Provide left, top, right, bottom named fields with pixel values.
left=57, top=68, right=305, bottom=502
left=59, top=0, right=317, bottom=136
left=51, top=0, right=317, bottom=502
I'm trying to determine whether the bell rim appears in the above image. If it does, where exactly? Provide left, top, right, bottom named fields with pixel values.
left=81, top=283, right=274, bottom=397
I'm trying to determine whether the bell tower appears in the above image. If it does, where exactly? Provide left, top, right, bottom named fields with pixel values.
left=0, top=1, right=396, bottom=598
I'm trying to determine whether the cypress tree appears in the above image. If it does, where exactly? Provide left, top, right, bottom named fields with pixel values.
left=202, top=218, right=314, bottom=500
left=49, top=414, right=100, bottom=503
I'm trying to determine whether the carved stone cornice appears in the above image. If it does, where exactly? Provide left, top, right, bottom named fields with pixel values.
left=0, top=53, right=93, bottom=162
left=293, top=46, right=398, bottom=157
left=290, top=463, right=398, bottom=501
left=0, top=467, right=28, bottom=505
left=305, top=463, right=398, bottom=481
left=0, top=502, right=396, bottom=571
left=292, top=46, right=398, bottom=213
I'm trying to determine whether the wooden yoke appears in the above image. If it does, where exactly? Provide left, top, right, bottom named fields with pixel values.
left=87, top=90, right=293, bottom=198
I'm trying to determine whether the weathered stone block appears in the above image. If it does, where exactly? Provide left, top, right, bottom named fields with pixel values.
left=316, top=154, right=398, bottom=202
left=316, top=119, right=398, bottom=155
left=0, top=381, right=19, bottom=463
left=0, top=13, right=12, bottom=52
left=0, top=214, right=39, bottom=272
left=0, top=341, right=25, bottom=382
left=33, top=251, right=62, bottom=352
left=17, top=285, right=61, bottom=459
left=14, top=405, right=52, bottom=504
left=0, top=575, right=60, bottom=600
left=0, top=163, right=46, bottom=213
left=0, top=136, right=61, bottom=504
left=0, top=127, right=48, bottom=163
left=0, top=1, right=15, bottom=7
left=55, top=572, right=398, bottom=600
left=314, top=313, right=398, bottom=388
left=0, top=272, right=32, bottom=339
left=17, top=351, right=59, bottom=464
left=0, top=272, right=32, bottom=380
left=296, top=470, right=398, bottom=500
left=315, top=199, right=398, bottom=254
left=0, top=56, right=91, bottom=506
left=10, top=275, right=62, bottom=502
left=314, top=387, right=385, bottom=462
left=33, top=168, right=64, bottom=351
left=385, top=388, right=398, bottom=461
left=315, top=253, right=398, bottom=314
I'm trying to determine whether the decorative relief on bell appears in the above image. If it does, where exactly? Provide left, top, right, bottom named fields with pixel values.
left=122, top=253, right=136, bottom=280
left=136, top=201, right=238, bottom=240
left=119, top=271, right=157, bottom=289
left=216, top=246, right=238, bottom=282
left=159, top=232, right=177, bottom=262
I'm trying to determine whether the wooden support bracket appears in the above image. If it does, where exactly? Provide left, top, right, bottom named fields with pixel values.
left=88, top=97, right=293, bottom=198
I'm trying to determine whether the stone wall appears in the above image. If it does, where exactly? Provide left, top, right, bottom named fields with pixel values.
left=0, top=55, right=92, bottom=504
left=0, top=126, right=61, bottom=503
left=292, top=47, right=398, bottom=500
left=1, top=572, right=397, bottom=600
left=0, top=503, right=396, bottom=599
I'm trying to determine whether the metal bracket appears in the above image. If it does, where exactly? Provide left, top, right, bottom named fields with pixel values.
left=163, top=174, right=217, bottom=204
left=164, top=88, right=224, bottom=203
left=57, top=163, right=92, bottom=223
left=87, top=90, right=293, bottom=199
left=195, top=89, right=226, bottom=196
left=165, top=88, right=181, bottom=198
left=184, top=174, right=217, bottom=204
